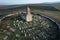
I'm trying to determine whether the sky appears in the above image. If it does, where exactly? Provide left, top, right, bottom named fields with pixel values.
left=0, top=0, right=60, bottom=5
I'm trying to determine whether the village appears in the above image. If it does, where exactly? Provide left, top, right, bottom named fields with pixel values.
left=0, top=6, right=58, bottom=40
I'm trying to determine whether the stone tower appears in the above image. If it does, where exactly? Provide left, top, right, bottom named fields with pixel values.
left=26, top=6, right=32, bottom=22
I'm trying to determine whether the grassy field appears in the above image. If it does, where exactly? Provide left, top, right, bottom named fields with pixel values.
left=32, top=9, right=60, bottom=23
left=52, top=4, right=60, bottom=10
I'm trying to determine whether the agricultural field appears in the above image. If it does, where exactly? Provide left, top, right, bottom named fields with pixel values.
left=32, top=9, right=60, bottom=23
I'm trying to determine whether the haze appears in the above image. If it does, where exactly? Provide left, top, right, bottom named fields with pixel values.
left=0, top=0, right=60, bottom=5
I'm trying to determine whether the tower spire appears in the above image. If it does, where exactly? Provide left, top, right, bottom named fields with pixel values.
left=26, top=6, right=32, bottom=22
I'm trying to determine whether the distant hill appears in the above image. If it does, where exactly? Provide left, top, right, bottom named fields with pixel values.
left=0, top=2, right=60, bottom=11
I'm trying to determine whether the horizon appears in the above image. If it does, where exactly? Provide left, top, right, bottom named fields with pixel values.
left=0, top=0, right=60, bottom=5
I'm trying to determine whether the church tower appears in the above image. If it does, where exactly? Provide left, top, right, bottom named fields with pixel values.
left=26, top=6, right=32, bottom=22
